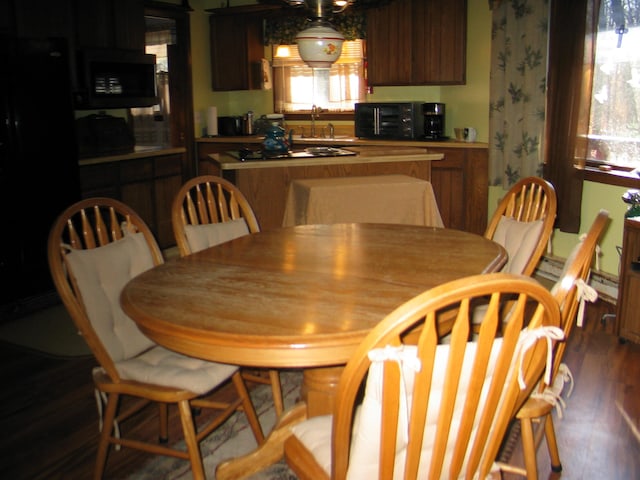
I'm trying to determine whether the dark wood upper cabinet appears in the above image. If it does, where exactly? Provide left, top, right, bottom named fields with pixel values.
left=367, top=0, right=467, bottom=86
left=209, top=7, right=264, bottom=91
left=10, top=0, right=74, bottom=40
left=74, top=0, right=145, bottom=51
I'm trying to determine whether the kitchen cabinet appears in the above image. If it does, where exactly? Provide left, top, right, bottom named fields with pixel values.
left=74, top=0, right=145, bottom=51
left=366, top=0, right=467, bottom=86
left=428, top=146, right=488, bottom=235
left=79, top=150, right=186, bottom=249
left=0, top=1, right=12, bottom=34
left=616, top=217, right=640, bottom=344
left=10, top=0, right=74, bottom=40
left=209, top=6, right=264, bottom=91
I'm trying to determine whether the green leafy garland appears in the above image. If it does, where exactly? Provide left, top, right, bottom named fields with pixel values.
left=263, top=0, right=395, bottom=44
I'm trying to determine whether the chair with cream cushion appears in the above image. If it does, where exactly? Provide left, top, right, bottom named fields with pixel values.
left=48, top=197, right=265, bottom=480
left=506, top=209, right=610, bottom=479
left=485, top=177, right=557, bottom=276
left=284, top=273, right=562, bottom=480
left=172, top=175, right=284, bottom=418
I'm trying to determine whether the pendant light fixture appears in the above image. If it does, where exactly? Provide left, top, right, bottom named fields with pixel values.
left=287, top=0, right=352, bottom=69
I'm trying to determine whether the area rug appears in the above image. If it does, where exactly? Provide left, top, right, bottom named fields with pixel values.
left=127, top=370, right=522, bottom=480
left=0, top=303, right=91, bottom=358
left=129, top=370, right=303, bottom=480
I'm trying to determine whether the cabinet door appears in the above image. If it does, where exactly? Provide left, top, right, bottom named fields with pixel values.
left=367, top=0, right=467, bottom=86
left=366, top=0, right=413, bottom=85
left=12, top=0, right=74, bottom=39
left=74, top=0, right=145, bottom=50
left=412, top=0, right=466, bottom=85
left=209, top=13, right=263, bottom=91
left=153, top=154, right=184, bottom=249
left=429, top=147, right=487, bottom=235
left=616, top=218, right=640, bottom=343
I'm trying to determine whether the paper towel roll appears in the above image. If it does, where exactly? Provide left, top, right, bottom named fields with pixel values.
left=206, top=106, right=218, bottom=136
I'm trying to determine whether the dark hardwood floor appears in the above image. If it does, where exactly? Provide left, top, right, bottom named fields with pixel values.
left=0, top=299, right=638, bottom=479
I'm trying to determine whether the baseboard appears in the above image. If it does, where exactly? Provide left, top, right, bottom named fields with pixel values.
left=535, top=255, right=619, bottom=305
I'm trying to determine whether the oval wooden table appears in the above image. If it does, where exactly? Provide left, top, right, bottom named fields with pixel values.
left=121, top=223, right=507, bottom=479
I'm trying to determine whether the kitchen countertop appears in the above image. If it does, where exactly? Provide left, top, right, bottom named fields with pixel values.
left=197, top=135, right=488, bottom=149
left=209, top=146, right=445, bottom=171
left=79, top=146, right=187, bottom=166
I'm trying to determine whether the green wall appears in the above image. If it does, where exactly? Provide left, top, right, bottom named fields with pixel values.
left=189, top=0, right=628, bottom=276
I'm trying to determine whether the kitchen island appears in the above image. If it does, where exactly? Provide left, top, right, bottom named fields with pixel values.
left=197, top=137, right=489, bottom=234
left=201, top=146, right=444, bottom=231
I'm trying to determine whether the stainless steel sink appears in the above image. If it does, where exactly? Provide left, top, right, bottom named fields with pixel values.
left=291, top=135, right=356, bottom=142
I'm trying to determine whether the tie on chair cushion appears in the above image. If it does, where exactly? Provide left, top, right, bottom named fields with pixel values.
left=115, top=345, right=238, bottom=395
left=64, top=232, right=155, bottom=362
left=493, top=216, right=544, bottom=274
left=184, top=218, right=249, bottom=253
left=290, top=341, right=504, bottom=479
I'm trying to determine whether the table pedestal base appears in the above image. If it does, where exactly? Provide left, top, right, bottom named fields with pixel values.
left=215, top=366, right=344, bottom=479
left=215, top=402, right=307, bottom=480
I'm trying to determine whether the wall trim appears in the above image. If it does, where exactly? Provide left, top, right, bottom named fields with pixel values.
left=535, top=255, right=619, bottom=304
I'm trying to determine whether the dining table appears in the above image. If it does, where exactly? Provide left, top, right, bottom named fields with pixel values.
left=121, top=222, right=507, bottom=479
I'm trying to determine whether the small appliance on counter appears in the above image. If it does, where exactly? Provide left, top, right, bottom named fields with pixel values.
left=354, top=102, right=425, bottom=140
left=76, top=113, right=135, bottom=158
left=423, top=102, right=446, bottom=140
left=218, top=116, right=243, bottom=136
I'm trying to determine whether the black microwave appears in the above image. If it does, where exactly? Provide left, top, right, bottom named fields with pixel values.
left=75, top=49, right=158, bottom=109
left=354, top=102, right=425, bottom=140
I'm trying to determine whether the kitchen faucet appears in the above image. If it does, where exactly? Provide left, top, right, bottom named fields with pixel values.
left=310, top=104, right=318, bottom=137
left=310, top=104, right=326, bottom=138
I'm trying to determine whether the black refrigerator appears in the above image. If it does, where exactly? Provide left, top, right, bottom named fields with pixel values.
left=0, top=36, right=81, bottom=312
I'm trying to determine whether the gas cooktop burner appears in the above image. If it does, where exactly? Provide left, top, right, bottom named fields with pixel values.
left=229, top=147, right=357, bottom=162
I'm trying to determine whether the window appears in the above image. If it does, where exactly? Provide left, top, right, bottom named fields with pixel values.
left=130, top=17, right=175, bottom=146
left=586, top=1, right=640, bottom=171
left=272, top=39, right=366, bottom=114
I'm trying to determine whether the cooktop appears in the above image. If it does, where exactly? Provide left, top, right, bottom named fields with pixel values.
left=228, top=147, right=357, bottom=162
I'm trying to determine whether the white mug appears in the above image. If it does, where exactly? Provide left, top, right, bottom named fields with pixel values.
left=464, top=127, right=477, bottom=142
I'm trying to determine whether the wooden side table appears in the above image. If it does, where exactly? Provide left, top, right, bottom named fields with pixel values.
left=616, top=216, right=640, bottom=343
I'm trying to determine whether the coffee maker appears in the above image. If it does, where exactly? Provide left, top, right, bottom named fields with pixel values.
left=423, top=102, right=446, bottom=140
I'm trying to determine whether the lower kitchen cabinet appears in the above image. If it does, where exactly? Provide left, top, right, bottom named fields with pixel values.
left=79, top=150, right=186, bottom=249
left=428, top=146, right=488, bottom=235
left=616, top=217, right=640, bottom=343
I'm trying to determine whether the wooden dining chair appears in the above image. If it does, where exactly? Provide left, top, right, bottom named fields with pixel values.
left=485, top=176, right=557, bottom=276
left=504, top=209, right=610, bottom=479
left=48, top=197, right=265, bottom=480
left=171, top=175, right=284, bottom=418
left=284, top=273, right=562, bottom=480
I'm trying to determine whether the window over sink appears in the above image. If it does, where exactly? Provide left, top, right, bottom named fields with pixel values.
left=271, top=40, right=366, bottom=115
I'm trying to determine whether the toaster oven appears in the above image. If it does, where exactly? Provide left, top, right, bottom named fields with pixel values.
left=354, top=102, right=425, bottom=140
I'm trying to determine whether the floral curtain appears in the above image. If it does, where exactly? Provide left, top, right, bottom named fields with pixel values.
left=488, top=0, right=550, bottom=187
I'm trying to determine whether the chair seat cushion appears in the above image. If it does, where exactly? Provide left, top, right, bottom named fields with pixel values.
left=290, top=414, right=334, bottom=476
left=184, top=218, right=249, bottom=253
left=493, top=216, right=544, bottom=274
left=115, top=345, right=238, bottom=395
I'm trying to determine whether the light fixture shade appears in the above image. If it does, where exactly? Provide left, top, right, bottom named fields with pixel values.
left=295, top=21, right=344, bottom=68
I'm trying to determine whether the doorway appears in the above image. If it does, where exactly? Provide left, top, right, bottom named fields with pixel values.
left=130, top=3, right=195, bottom=177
